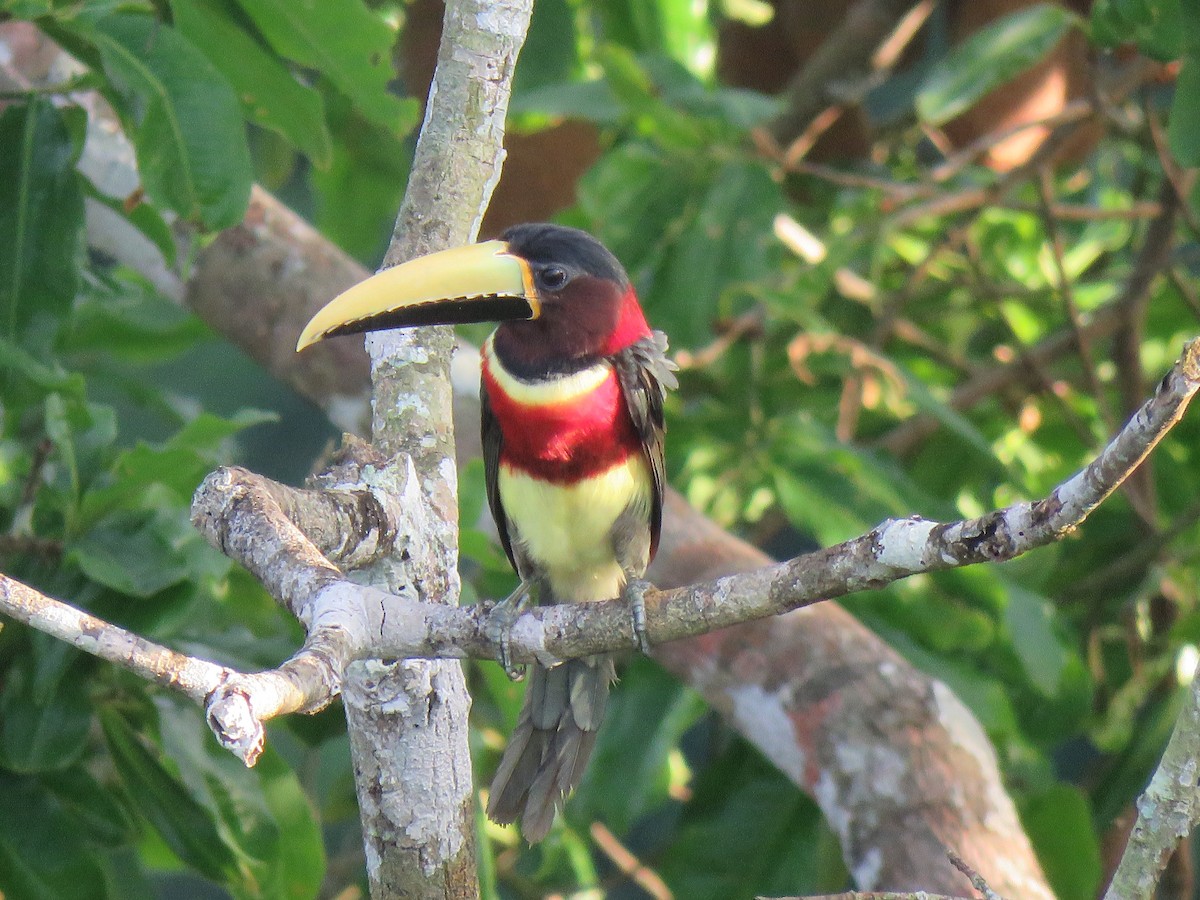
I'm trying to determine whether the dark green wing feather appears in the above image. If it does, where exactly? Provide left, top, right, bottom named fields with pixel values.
left=612, top=331, right=677, bottom=561
left=480, top=382, right=517, bottom=571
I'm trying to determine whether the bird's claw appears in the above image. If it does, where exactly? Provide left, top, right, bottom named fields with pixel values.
left=623, top=578, right=654, bottom=655
left=488, top=583, right=531, bottom=681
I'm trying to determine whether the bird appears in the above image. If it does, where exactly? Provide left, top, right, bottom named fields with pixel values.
left=297, top=222, right=676, bottom=841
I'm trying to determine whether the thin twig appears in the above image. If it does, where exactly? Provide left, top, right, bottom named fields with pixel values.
left=947, top=850, right=1004, bottom=900
left=1037, top=166, right=1112, bottom=429
left=590, top=822, right=673, bottom=900
left=1169, top=268, right=1200, bottom=324
left=878, top=189, right=1179, bottom=456
left=1147, top=103, right=1200, bottom=238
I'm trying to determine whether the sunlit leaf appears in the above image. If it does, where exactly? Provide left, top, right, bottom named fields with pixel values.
left=89, top=13, right=253, bottom=227
left=917, top=4, right=1080, bottom=125
left=169, top=0, right=332, bottom=166
left=233, top=0, right=413, bottom=134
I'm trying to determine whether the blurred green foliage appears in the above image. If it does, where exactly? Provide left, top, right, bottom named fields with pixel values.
left=2, top=0, right=1200, bottom=897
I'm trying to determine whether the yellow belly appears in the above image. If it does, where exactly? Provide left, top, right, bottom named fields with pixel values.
left=498, top=455, right=651, bottom=603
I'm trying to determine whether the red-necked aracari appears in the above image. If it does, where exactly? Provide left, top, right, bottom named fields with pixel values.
left=297, top=223, right=676, bottom=841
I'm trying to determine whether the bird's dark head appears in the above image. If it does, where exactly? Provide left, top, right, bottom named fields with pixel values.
left=296, top=223, right=650, bottom=371
left=492, top=223, right=646, bottom=375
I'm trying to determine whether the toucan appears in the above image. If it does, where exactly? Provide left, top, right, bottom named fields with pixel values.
left=297, top=223, right=676, bottom=841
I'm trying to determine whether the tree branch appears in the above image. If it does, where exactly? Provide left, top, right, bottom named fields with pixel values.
left=330, top=2, right=533, bottom=896
left=768, top=0, right=923, bottom=144
left=1103, top=664, right=1200, bottom=898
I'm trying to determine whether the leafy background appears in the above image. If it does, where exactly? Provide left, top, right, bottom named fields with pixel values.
left=2, top=0, right=1200, bottom=897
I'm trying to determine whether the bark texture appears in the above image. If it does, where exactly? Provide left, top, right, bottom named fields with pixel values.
left=1103, top=667, right=1200, bottom=899
left=339, top=2, right=533, bottom=898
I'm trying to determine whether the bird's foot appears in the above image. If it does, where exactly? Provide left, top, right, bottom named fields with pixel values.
left=622, top=578, right=654, bottom=655
left=488, top=582, right=532, bottom=681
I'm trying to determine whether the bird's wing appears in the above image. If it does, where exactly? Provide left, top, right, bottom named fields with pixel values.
left=481, top=382, right=517, bottom=571
left=613, top=331, right=678, bottom=561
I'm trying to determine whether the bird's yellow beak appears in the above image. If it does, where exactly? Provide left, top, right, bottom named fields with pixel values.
left=296, top=240, right=540, bottom=351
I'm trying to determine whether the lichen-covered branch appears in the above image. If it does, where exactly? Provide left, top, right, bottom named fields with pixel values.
left=339, top=2, right=533, bottom=897
left=0, top=572, right=228, bottom=702
left=0, top=570, right=353, bottom=765
left=1103, top=668, right=1200, bottom=899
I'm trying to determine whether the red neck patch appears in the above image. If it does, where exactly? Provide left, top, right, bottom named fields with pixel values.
left=598, top=286, right=651, bottom=357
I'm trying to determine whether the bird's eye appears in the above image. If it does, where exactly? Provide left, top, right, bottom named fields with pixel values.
left=538, top=266, right=569, bottom=291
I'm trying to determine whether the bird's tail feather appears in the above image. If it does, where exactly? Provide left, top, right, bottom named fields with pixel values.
left=486, top=654, right=616, bottom=841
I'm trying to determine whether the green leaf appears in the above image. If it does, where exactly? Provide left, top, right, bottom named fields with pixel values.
left=60, top=282, right=209, bottom=364
left=0, top=335, right=86, bottom=396
left=99, top=706, right=242, bottom=884
left=592, top=0, right=717, bottom=77
left=156, top=699, right=324, bottom=898
left=42, top=766, right=137, bottom=848
left=513, top=0, right=579, bottom=95
left=44, top=392, right=81, bottom=506
left=511, top=79, right=623, bottom=123
left=917, top=4, right=1080, bottom=125
left=1020, top=785, right=1102, bottom=900
left=69, top=509, right=193, bottom=598
left=0, top=771, right=110, bottom=900
left=900, top=374, right=1011, bottom=473
left=659, top=741, right=838, bottom=898
left=597, top=45, right=710, bottom=148
left=1091, top=0, right=1185, bottom=58
left=169, top=0, right=332, bottom=166
left=253, top=748, right=326, bottom=899
left=0, top=99, right=86, bottom=339
left=233, top=0, right=412, bottom=134
left=89, top=13, right=253, bottom=227
left=310, top=89, right=414, bottom=260
left=579, top=142, right=696, bottom=279
left=1004, top=584, right=1067, bottom=697
left=0, top=652, right=91, bottom=772
left=775, top=467, right=869, bottom=545
left=1169, top=56, right=1200, bottom=166
left=652, top=158, right=783, bottom=347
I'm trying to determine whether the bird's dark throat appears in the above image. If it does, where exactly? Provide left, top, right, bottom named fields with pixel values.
left=490, top=322, right=605, bottom=380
